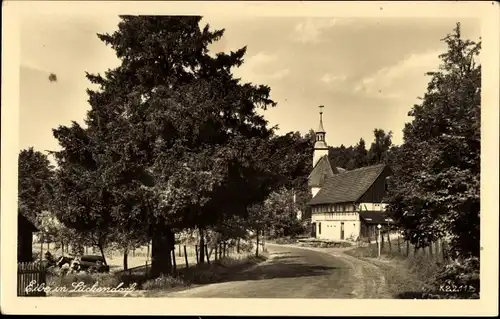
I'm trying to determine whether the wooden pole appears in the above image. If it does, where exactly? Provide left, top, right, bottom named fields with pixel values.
left=184, top=245, right=189, bottom=269
left=387, top=230, right=392, bottom=254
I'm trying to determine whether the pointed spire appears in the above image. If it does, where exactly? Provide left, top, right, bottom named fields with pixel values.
left=316, top=105, right=325, bottom=133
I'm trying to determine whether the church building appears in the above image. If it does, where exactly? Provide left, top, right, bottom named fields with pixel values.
left=307, top=106, right=394, bottom=242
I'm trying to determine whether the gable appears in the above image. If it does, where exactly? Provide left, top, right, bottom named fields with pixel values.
left=308, top=155, right=338, bottom=188
left=18, top=213, right=38, bottom=232
left=309, top=164, right=389, bottom=205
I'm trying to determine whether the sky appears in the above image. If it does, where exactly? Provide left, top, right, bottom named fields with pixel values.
left=19, top=15, right=481, bottom=156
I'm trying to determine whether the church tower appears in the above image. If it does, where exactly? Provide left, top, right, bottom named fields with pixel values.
left=313, top=105, right=329, bottom=167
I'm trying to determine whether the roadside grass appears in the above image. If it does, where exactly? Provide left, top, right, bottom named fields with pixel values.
left=46, top=252, right=268, bottom=297
left=345, top=241, right=450, bottom=299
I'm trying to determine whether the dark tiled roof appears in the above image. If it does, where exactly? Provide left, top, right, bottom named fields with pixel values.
left=309, top=164, right=386, bottom=205
left=359, top=211, right=394, bottom=225
left=18, top=213, right=39, bottom=232
left=308, top=155, right=338, bottom=187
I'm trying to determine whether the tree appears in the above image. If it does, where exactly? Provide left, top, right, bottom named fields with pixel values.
left=386, top=23, right=481, bottom=260
left=52, top=16, right=279, bottom=276
left=367, top=129, right=393, bottom=165
left=18, top=148, right=54, bottom=225
left=348, top=138, right=368, bottom=169
left=328, top=145, right=355, bottom=169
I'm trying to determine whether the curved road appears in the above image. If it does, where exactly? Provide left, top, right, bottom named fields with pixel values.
left=167, top=243, right=390, bottom=298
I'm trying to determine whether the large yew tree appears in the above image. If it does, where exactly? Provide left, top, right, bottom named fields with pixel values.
left=52, top=16, right=278, bottom=276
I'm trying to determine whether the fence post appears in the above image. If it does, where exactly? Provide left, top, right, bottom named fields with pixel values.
left=387, top=231, right=392, bottom=254
left=184, top=245, right=189, bottom=269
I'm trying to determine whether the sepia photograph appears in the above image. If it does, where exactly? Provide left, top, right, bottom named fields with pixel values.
left=1, top=0, right=499, bottom=316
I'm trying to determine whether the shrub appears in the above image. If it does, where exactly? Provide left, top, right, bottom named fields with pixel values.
left=274, top=237, right=297, bottom=245
left=423, top=257, right=479, bottom=299
left=47, top=271, right=123, bottom=290
left=142, top=275, right=186, bottom=291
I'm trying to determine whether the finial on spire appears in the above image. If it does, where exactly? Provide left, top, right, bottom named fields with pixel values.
left=316, top=105, right=326, bottom=133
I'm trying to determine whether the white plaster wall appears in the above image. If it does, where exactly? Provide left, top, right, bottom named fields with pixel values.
left=311, top=187, right=321, bottom=198
left=313, top=149, right=329, bottom=168
left=311, top=213, right=360, bottom=240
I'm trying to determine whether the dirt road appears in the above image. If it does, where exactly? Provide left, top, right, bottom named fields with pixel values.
left=166, top=243, right=390, bottom=298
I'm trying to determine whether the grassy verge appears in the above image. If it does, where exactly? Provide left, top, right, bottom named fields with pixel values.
left=46, top=253, right=268, bottom=297
left=345, top=243, right=446, bottom=299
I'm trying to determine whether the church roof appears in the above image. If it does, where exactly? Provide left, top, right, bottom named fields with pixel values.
left=309, top=164, right=387, bottom=205
left=308, top=155, right=338, bottom=188
left=316, top=119, right=325, bottom=133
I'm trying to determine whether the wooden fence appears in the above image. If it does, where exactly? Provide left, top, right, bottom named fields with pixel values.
left=17, top=262, right=47, bottom=297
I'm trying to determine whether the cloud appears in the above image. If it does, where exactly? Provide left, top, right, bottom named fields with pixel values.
left=270, top=68, right=291, bottom=79
left=236, top=51, right=291, bottom=82
left=291, top=18, right=351, bottom=43
left=321, top=73, right=347, bottom=84
left=353, top=50, right=442, bottom=99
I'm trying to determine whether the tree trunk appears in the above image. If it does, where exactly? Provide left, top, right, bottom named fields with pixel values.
left=61, top=241, right=65, bottom=256
left=255, top=231, right=260, bottom=257
left=98, top=244, right=108, bottom=266
left=237, top=238, right=240, bottom=253
left=123, top=248, right=128, bottom=271
left=406, top=240, right=410, bottom=257
left=151, top=225, right=173, bottom=278
left=397, top=234, right=401, bottom=254
left=262, top=231, right=266, bottom=252
left=198, top=227, right=205, bottom=265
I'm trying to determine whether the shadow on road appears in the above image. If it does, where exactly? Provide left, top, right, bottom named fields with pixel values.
left=223, top=259, right=339, bottom=283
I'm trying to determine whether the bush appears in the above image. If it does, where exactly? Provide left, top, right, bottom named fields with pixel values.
left=274, top=237, right=297, bottom=245
left=423, top=257, right=479, bottom=299
left=142, top=275, right=186, bottom=291
left=238, top=240, right=254, bottom=252
left=47, top=271, right=122, bottom=289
